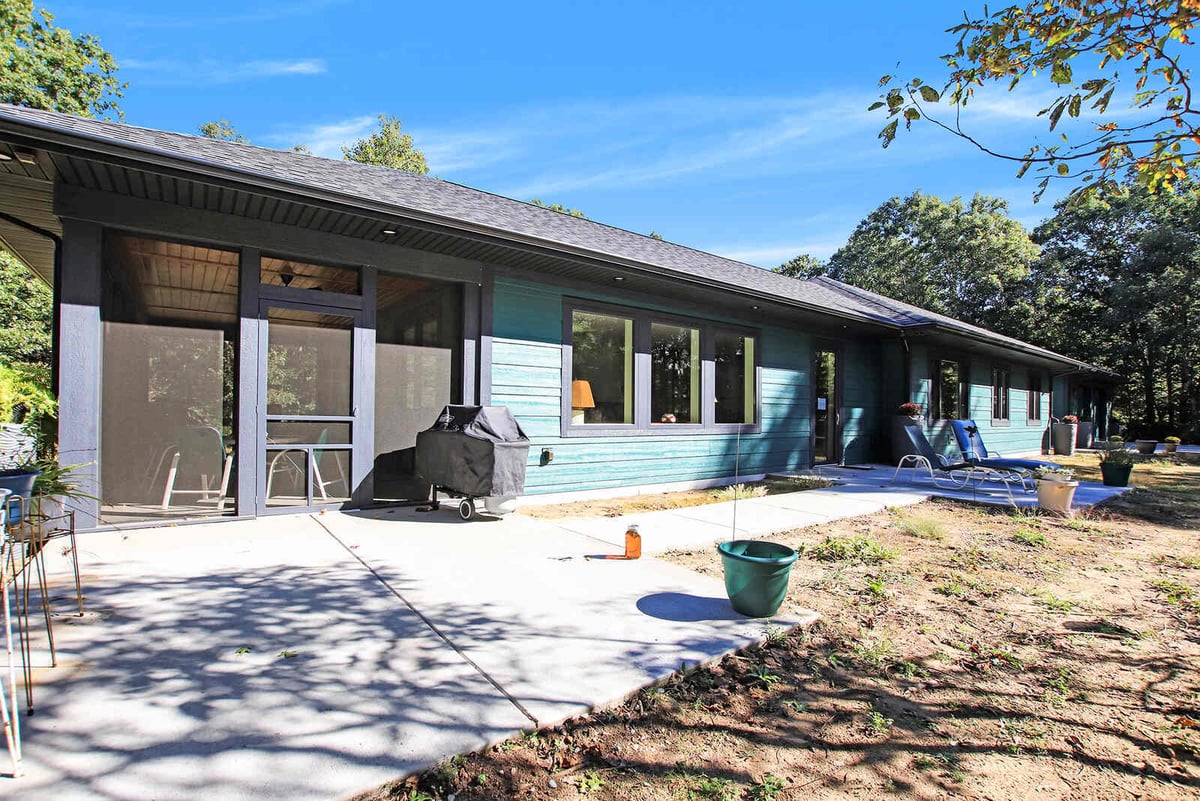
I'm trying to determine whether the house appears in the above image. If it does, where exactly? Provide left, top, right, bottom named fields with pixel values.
left=0, top=104, right=1119, bottom=529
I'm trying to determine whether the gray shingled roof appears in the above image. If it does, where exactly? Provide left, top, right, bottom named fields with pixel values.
left=0, top=103, right=1112, bottom=373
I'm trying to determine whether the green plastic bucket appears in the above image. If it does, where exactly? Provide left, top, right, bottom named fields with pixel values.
left=717, top=540, right=798, bottom=618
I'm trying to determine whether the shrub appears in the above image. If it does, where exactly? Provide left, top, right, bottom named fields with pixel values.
left=897, top=402, right=922, bottom=416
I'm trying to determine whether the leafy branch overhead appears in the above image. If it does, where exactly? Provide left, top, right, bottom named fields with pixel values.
left=871, top=1, right=1200, bottom=201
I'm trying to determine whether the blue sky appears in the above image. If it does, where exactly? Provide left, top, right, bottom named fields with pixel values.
left=54, top=0, right=1089, bottom=266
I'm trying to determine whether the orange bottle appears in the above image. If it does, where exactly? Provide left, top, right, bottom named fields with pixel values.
left=624, top=523, right=642, bottom=559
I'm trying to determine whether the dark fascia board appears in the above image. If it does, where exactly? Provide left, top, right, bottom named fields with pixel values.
left=904, top=322, right=1121, bottom=379
left=0, top=115, right=896, bottom=330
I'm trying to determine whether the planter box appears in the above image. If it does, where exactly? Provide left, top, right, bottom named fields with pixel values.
left=1135, top=439, right=1158, bottom=455
left=1100, top=463, right=1133, bottom=487
left=1075, top=422, right=1094, bottom=449
left=1052, top=423, right=1078, bottom=456
left=890, top=416, right=924, bottom=464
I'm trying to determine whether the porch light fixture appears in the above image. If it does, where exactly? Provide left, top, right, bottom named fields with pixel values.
left=570, top=380, right=595, bottom=425
left=613, top=276, right=625, bottom=282
left=280, top=263, right=295, bottom=286
left=13, top=149, right=37, bottom=165
left=0, top=151, right=11, bottom=161
left=381, top=227, right=397, bottom=235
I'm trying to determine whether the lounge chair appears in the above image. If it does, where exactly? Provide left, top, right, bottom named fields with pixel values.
left=892, top=422, right=1019, bottom=505
left=950, top=419, right=1060, bottom=490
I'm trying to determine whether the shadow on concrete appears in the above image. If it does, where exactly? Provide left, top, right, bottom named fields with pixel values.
left=635, top=592, right=745, bottom=622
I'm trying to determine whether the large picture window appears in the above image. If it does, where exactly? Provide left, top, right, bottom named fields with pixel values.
left=715, top=331, right=755, bottom=424
left=651, top=323, right=700, bottom=424
left=564, top=302, right=758, bottom=434
left=571, top=310, right=633, bottom=425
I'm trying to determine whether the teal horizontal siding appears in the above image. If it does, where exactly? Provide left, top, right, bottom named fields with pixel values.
left=490, top=276, right=813, bottom=495
left=908, top=351, right=1048, bottom=459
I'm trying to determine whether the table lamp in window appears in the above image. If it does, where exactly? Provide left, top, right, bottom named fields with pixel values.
left=571, top=380, right=595, bottom=425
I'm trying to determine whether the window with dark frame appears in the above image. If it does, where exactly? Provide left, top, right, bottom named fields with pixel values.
left=570, top=310, right=634, bottom=425
left=1028, top=371, right=1043, bottom=422
left=566, top=302, right=758, bottom=433
left=936, top=359, right=966, bottom=419
left=992, top=366, right=1011, bottom=422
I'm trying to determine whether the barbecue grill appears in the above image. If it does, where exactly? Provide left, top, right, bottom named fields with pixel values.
left=414, top=405, right=531, bottom=519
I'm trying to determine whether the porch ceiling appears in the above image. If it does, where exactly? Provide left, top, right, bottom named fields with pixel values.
left=0, top=148, right=59, bottom=283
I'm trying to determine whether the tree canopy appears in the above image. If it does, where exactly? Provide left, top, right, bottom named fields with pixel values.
left=529, top=199, right=589, bottom=219
left=342, top=114, right=429, bottom=174
left=0, top=250, right=51, bottom=369
left=0, top=0, right=123, bottom=118
left=1034, top=185, right=1200, bottom=436
left=774, top=253, right=826, bottom=279
left=812, top=191, right=1040, bottom=336
left=873, top=1, right=1200, bottom=201
left=199, top=119, right=248, bottom=143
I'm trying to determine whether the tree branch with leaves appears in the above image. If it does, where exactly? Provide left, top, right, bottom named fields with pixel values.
left=873, top=0, right=1200, bottom=202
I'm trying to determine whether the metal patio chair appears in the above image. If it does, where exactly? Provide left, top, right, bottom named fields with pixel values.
left=160, top=426, right=233, bottom=510
left=892, top=423, right=1019, bottom=505
left=950, top=419, right=1061, bottom=491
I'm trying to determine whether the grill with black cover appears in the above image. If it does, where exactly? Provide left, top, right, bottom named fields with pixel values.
left=414, top=405, right=531, bottom=519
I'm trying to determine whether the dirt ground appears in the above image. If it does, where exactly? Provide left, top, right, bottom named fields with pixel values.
left=517, top=476, right=834, bottom=520
left=365, top=453, right=1200, bottom=801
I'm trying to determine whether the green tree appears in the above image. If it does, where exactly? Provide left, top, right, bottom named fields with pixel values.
left=529, top=199, right=588, bottom=219
left=0, top=250, right=51, bottom=368
left=873, top=1, right=1200, bottom=201
left=0, top=0, right=123, bottom=118
left=342, top=114, right=429, bottom=174
left=774, top=253, right=826, bottom=279
left=1033, top=185, right=1200, bottom=435
left=823, top=192, right=1041, bottom=337
left=199, top=119, right=247, bottom=143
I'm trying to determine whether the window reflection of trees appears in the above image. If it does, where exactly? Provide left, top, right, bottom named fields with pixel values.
left=651, top=323, right=698, bottom=423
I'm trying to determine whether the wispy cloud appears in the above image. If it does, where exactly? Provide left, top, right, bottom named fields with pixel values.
left=420, top=93, right=879, bottom=199
left=262, top=115, right=378, bottom=158
left=123, top=58, right=327, bottom=86
left=711, top=238, right=848, bottom=267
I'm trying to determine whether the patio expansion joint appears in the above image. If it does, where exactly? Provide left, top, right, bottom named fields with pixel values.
left=309, top=514, right=541, bottom=728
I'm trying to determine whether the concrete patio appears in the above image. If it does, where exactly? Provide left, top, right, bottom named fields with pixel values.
left=9, top=508, right=816, bottom=801
left=5, top=467, right=1130, bottom=801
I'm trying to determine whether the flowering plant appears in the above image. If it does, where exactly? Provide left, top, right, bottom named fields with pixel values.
left=1061, top=415, right=1079, bottom=424
left=897, top=402, right=922, bottom=416
left=1034, top=466, right=1075, bottom=481
left=1165, top=435, right=1181, bottom=444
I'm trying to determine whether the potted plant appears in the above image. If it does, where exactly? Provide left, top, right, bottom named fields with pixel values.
left=891, top=402, right=924, bottom=463
left=1098, top=442, right=1135, bottom=487
left=1135, top=438, right=1158, bottom=455
left=0, top=361, right=56, bottom=524
left=1053, top=415, right=1079, bottom=456
left=1164, top=436, right=1181, bottom=454
left=1034, top=466, right=1079, bottom=516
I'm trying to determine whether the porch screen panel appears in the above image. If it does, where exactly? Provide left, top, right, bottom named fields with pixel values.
left=99, top=233, right=239, bottom=523
left=373, top=275, right=461, bottom=502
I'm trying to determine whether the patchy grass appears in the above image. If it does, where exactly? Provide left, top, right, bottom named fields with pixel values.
left=709, top=483, right=767, bottom=503
left=892, top=508, right=947, bottom=540
left=802, top=535, right=896, bottom=564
